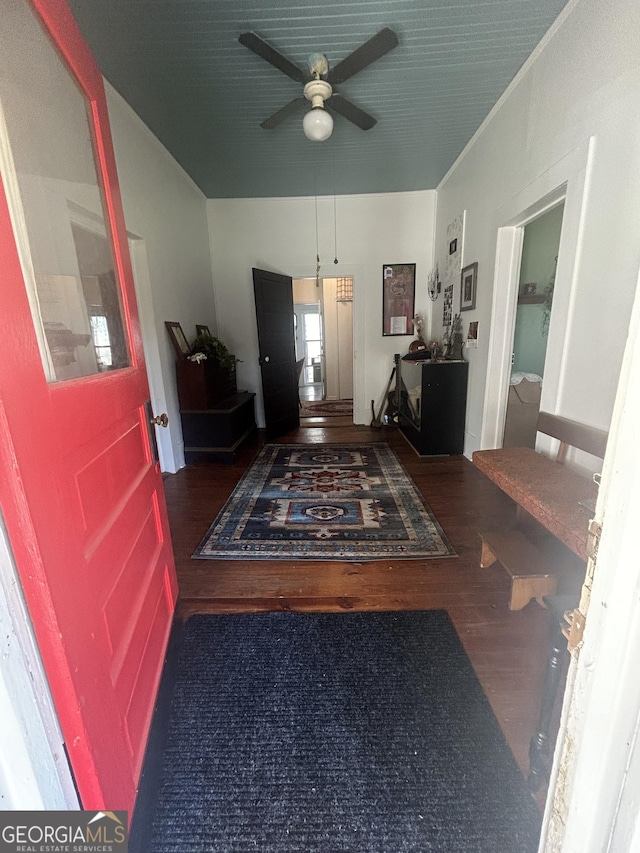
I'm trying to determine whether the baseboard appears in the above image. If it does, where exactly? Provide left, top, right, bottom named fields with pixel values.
left=129, top=618, right=184, bottom=853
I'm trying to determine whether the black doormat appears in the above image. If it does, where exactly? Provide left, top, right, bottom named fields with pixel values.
left=149, top=611, right=540, bottom=852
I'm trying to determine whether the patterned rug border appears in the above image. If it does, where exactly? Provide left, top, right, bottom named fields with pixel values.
left=193, top=442, right=456, bottom=562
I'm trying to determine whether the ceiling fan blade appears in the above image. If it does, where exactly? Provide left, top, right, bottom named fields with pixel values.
left=327, top=28, right=398, bottom=85
left=239, top=32, right=307, bottom=83
left=328, top=94, right=377, bottom=130
left=260, top=97, right=307, bottom=129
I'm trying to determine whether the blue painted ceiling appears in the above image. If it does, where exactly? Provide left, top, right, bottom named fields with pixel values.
left=66, top=0, right=568, bottom=198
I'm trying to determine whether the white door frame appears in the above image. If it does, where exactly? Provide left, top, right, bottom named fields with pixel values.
left=481, top=138, right=595, bottom=454
left=0, top=510, right=78, bottom=809
left=129, top=237, right=180, bottom=473
left=541, top=266, right=640, bottom=852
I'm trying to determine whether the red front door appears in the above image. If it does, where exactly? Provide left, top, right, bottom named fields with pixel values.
left=0, top=0, right=177, bottom=812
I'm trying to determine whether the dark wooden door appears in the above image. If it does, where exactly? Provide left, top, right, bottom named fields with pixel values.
left=252, top=268, right=299, bottom=438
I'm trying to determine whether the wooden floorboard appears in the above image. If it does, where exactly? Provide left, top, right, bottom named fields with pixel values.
left=163, top=423, right=581, bottom=787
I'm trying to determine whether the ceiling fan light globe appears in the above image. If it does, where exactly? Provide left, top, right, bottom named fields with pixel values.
left=303, top=107, right=333, bottom=141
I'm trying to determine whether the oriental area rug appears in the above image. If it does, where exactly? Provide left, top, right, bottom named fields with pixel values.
left=193, top=443, right=455, bottom=561
left=300, top=399, right=353, bottom=417
left=150, top=611, right=541, bottom=852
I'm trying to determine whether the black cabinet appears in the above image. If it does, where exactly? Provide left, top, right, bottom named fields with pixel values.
left=398, top=359, right=468, bottom=455
left=175, top=359, right=255, bottom=463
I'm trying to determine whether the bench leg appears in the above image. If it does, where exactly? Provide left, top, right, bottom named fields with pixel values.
left=509, top=576, right=557, bottom=611
left=480, top=539, right=497, bottom=568
left=528, top=612, right=569, bottom=791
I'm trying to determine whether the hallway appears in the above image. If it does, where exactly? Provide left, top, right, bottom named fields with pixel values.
left=163, top=423, right=561, bottom=779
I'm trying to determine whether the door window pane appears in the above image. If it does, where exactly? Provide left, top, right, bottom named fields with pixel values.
left=0, top=0, right=130, bottom=381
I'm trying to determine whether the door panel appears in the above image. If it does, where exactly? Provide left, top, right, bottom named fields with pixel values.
left=0, top=0, right=177, bottom=812
left=253, top=267, right=299, bottom=438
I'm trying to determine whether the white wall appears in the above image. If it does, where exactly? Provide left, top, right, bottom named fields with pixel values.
left=106, top=84, right=217, bottom=471
left=207, top=191, right=435, bottom=427
left=434, top=0, right=640, bottom=458
left=292, top=278, right=318, bottom=304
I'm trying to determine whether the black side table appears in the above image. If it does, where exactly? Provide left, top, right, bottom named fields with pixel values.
left=527, top=593, right=579, bottom=791
left=181, top=391, right=256, bottom=464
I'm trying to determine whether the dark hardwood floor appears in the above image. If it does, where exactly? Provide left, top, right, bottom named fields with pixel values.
left=163, top=422, right=572, bottom=782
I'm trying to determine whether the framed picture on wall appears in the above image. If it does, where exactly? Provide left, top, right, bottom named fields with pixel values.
left=445, top=212, right=465, bottom=286
left=165, top=321, right=191, bottom=358
left=382, top=263, right=416, bottom=336
left=460, top=262, right=478, bottom=312
left=195, top=325, right=211, bottom=336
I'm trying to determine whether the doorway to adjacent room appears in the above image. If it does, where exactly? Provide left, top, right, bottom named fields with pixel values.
left=295, top=302, right=324, bottom=401
left=503, top=203, right=564, bottom=448
left=293, top=276, right=354, bottom=407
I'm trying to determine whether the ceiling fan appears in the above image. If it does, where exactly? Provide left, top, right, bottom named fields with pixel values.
left=238, top=28, right=399, bottom=141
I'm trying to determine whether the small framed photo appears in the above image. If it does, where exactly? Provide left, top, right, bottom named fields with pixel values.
left=460, top=262, right=478, bottom=312
left=195, top=325, right=211, bottom=336
left=165, top=321, right=191, bottom=359
left=382, top=263, right=416, bottom=336
left=466, top=320, right=479, bottom=349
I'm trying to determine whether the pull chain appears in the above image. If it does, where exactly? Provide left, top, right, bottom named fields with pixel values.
left=315, top=178, right=320, bottom=287
left=333, top=191, right=338, bottom=265
left=333, top=158, right=338, bottom=264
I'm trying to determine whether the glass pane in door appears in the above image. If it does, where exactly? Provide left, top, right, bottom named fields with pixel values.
left=0, top=0, right=129, bottom=382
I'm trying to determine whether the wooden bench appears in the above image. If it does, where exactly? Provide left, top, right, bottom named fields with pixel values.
left=472, top=412, right=608, bottom=609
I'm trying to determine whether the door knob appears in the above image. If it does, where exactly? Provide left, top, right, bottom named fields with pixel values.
left=151, top=412, right=169, bottom=427
left=261, top=355, right=270, bottom=363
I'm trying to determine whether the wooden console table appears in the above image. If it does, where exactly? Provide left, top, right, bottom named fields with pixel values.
left=181, top=391, right=256, bottom=463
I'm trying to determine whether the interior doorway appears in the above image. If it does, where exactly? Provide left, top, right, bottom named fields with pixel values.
left=503, top=203, right=564, bottom=447
left=295, top=302, right=324, bottom=401
left=293, top=277, right=354, bottom=404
